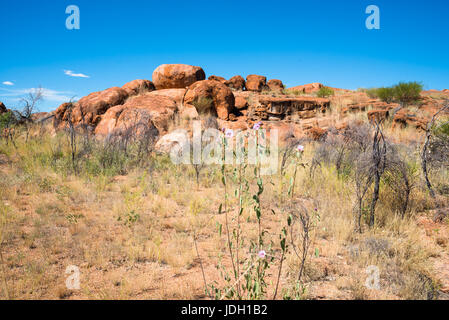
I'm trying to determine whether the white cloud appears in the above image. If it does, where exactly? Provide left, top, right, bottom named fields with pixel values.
left=0, top=87, right=75, bottom=103
left=64, top=70, right=90, bottom=78
left=2, top=81, right=14, bottom=86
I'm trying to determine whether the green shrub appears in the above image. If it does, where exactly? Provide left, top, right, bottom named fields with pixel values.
left=393, top=82, right=423, bottom=105
left=377, top=87, right=395, bottom=103
left=0, top=111, right=15, bottom=130
left=365, top=82, right=423, bottom=105
left=316, top=87, right=334, bottom=98
left=365, top=88, right=379, bottom=99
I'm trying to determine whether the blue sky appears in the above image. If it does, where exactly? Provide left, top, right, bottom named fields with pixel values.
left=1, top=0, right=448, bottom=112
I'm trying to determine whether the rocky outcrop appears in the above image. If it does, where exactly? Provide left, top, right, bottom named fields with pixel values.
left=0, top=102, right=7, bottom=114
left=392, top=109, right=428, bottom=131
left=147, top=88, right=186, bottom=107
left=208, top=75, right=226, bottom=83
left=54, top=87, right=129, bottom=128
left=225, top=76, right=246, bottom=91
left=235, top=96, right=248, bottom=110
left=152, top=64, right=206, bottom=90
left=122, top=79, right=155, bottom=96
left=184, top=80, right=235, bottom=120
left=419, top=97, right=449, bottom=116
left=246, top=75, right=267, bottom=92
left=251, top=96, right=330, bottom=121
left=289, top=83, right=323, bottom=94
left=267, top=79, right=284, bottom=92
left=341, top=100, right=399, bottom=114
left=95, top=94, right=177, bottom=137
left=367, top=110, right=390, bottom=123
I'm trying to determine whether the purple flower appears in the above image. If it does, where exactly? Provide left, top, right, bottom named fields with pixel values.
left=224, top=128, right=234, bottom=139
left=253, top=121, right=262, bottom=130
left=257, top=250, right=266, bottom=259
left=297, top=145, right=304, bottom=152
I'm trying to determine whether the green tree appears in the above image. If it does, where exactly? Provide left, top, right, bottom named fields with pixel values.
left=393, top=81, right=423, bottom=106
left=376, top=87, right=395, bottom=103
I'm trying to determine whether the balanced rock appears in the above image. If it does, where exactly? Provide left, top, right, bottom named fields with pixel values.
left=152, top=64, right=205, bottom=90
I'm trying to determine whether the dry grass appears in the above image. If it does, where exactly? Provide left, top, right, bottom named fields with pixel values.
left=0, top=122, right=448, bottom=300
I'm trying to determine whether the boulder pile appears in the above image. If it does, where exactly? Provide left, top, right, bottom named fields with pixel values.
left=48, top=63, right=448, bottom=147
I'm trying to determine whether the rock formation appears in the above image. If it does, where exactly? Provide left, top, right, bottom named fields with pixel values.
left=95, top=94, right=177, bottom=137
left=267, top=79, right=284, bottom=92
left=184, top=80, right=235, bottom=120
left=208, top=75, right=226, bottom=83
left=122, top=79, right=155, bottom=96
left=289, top=83, right=323, bottom=94
left=392, top=109, right=428, bottom=131
left=54, top=87, right=129, bottom=128
left=250, top=96, right=330, bottom=122
left=152, top=64, right=205, bottom=90
left=225, top=76, right=246, bottom=91
left=0, top=102, right=7, bottom=114
left=246, top=75, right=267, bottom=92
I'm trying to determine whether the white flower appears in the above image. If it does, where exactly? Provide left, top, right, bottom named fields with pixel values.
left=297, top=145, right=304, bottom=152
left=257, top=250, right=266, bottom=259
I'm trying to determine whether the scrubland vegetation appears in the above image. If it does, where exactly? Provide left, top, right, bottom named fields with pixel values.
left=364, top=82, right=424, bottom=105
left=0, top=97, right=448, bottom=300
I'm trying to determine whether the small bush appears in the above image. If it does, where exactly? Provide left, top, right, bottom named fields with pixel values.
left=363, top=82, right=423, bottom=106
left=316, top=87, right=334, bottom=98
left=377, top=87, right=395, bottom=103
left=393, top=82, right=423, bottom=105
left=365, top=88, right=379, bottom=99
left=192, top=97, right=214, bottom=114
left=0, top=111, right=16, bottom=130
